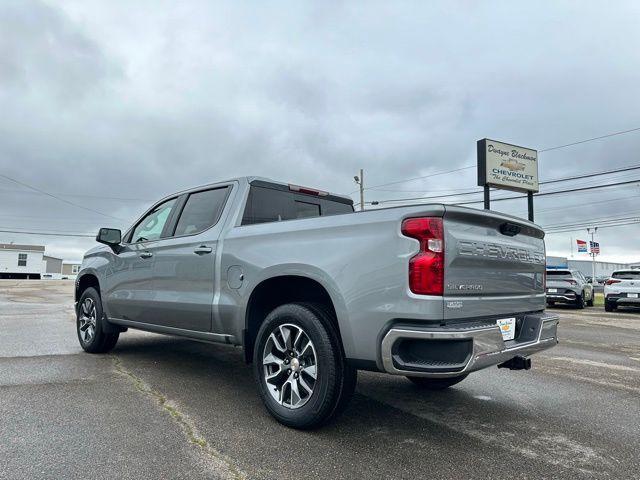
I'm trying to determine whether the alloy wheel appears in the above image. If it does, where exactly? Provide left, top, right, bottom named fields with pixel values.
left=262, top=323, right=318, bottom=409
left=78, top=297, right=97, bottom=344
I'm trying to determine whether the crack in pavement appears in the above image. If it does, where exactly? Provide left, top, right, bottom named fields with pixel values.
left=361, top=389, right=616, bottom=477
left=111, top=355, right=247, bottom=480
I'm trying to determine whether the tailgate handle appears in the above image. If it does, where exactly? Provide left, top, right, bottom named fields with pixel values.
left=500, top=222, right=521, bottom=237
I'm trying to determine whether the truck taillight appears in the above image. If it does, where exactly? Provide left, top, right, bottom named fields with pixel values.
left=401, top=217, right=444, bottom=296
left=605, top=279, right=621, bottom=285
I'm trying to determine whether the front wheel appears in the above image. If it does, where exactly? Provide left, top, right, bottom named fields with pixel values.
left=253, top=302, right=356, bottom=429
left=77, top=287, right=119, bottom=353
left=406, top=375, right=468, bottom=390
left=587, top=292, right=594, bottom=307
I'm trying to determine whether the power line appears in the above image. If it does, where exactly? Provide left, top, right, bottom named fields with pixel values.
left=361, top=125, right=640, bottom=194
left=454, top=179, right=640, bottom=206
left=537, top=163, right=640, bottom=185
left=370, top=164, right=640, bottom=205
left=538, top=126, right=640, bottom=153
left=359, top=165, right=475, bottom=192
left=543, top=212, right=640, bottom=230
left=536, top=194, right=640, bottom=214
left=0, top=173, right=126, bottom=221
left=0, top=187, right=152, bottom=202
left=545, top=219, right=640, bottom=234
left=0, top=228, right=95, bottom=238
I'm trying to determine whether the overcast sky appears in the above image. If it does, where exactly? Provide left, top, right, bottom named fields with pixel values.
left=1, top=0, right=640, bottom=262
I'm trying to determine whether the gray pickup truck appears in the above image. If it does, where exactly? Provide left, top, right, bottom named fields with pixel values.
left=75, top=177, right=558, bottom=428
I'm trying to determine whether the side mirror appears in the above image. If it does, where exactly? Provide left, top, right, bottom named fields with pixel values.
left=96, top=228, right=122, bottom=249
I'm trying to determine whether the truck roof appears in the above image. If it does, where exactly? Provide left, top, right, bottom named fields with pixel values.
left=175, top=176, right=354, bottom=205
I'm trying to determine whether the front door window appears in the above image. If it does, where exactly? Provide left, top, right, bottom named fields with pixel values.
left=130, top=198, right=176, bottom=243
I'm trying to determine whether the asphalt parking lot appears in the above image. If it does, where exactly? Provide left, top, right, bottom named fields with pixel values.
left=1, top=281, right=639, bottom=480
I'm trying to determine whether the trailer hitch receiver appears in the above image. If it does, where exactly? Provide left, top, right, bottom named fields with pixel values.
left=497, top=355, right=531, bottom=371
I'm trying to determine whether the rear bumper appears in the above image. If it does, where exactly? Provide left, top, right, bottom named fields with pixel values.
left=606, top=295, right=640, bottom=306
left=380, top=311, right=559, bottom=378
left=546, top=290, right=578, bottom=302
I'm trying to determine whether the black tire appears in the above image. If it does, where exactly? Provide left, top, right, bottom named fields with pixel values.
left=575, top=293, right=585, bottom=309
left=547, top=301, right=555, bottom=307
left=587, top=293, right=594, bottom=307
left=406, top=375, right=468, bottom=390
left=605, top=301, right=616, bottom=312
left=253, top=302, right=357, bottom=429
left=77, top=287, right=119, bottom=353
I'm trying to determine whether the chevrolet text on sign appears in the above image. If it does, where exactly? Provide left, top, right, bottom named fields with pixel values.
left=477, top=139, right=539, bottom=193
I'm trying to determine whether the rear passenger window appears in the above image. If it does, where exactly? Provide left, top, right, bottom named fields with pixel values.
left=242, top=185, right=353, bottom=226
left=242, top=187, right=291, bottom=224
left=173, top=187, right=229, bottom=236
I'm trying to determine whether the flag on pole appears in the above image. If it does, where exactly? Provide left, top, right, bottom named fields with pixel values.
left=577, top=239, right=587, bottom=253
left=590, top=241, right=600, bottom=254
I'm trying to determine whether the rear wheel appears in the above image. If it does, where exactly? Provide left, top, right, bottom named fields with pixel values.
left=406, top=375, right=468, bottom=390
left=253, top=302, right=356, bottom=429
left=77, top=287, right=119, bottom=353
left=575, top=293, right=586, bottom=309
left=605, top=301, right=616, bottom=312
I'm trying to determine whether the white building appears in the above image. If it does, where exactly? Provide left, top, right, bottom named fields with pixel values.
left=61, top=261, right=82, bottom=279
left=0, top=244, right=45, bottom=279
left=546, top=256, right=639, bottom=279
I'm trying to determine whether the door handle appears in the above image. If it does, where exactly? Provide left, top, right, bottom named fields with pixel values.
left=139, top=251, right=153, bottom=259
left=194, top=246, right=213, bottom=255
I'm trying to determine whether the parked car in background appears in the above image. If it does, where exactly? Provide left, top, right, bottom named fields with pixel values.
left=604, top=270, right=640, bottom=311
left=74, top=177, right=558, bottom=428
left=546, top=269, right=594, bottom=308
left=595, top=275, right=609, bottom=285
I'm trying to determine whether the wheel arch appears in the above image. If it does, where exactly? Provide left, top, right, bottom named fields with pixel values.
left=75, top=271, right=101, bottom=303
left=243, top=273, right=349, bottom=364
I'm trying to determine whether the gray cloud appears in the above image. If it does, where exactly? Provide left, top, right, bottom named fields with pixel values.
left=1, top=0, right=639, bottom=262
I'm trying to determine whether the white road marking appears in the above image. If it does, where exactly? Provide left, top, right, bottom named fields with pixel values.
left=473, top=395, right=492, bottom=401
left=544, top=356, right=640, bottom=373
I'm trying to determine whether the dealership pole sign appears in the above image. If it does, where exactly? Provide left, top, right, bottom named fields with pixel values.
left=477, top=138, right=539, bottom=222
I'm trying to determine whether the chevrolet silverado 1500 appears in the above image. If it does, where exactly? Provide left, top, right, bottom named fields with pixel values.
left=75, top=177, right=559, bottom=428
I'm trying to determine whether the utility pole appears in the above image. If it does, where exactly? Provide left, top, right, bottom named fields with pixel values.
left=570, top=236, right=574, bottom=258
left=587, top=227, right=598, bottom=282
left=354, top=169, right=365, bottom=211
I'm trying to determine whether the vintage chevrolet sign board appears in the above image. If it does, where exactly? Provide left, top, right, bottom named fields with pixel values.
left=477, top=139, right=539, bottom=193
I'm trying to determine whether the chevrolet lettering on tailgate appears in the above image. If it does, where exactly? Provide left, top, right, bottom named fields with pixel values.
left=457, top=240, right=545, bottom=265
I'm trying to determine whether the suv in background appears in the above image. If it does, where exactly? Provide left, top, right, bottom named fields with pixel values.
left=604, top=270, right=640, bottom=311
left=546, top=269, right=594, bottom=308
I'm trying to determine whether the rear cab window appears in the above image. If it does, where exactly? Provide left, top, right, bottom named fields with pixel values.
left=242, top=182, right=353, bottom=226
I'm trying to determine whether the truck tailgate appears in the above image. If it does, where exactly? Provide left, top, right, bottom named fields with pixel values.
left=442, top=206, right=546, bottom=320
